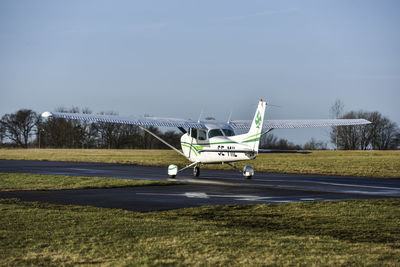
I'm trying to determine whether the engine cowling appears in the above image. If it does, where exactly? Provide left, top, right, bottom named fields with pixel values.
left=168, top=165, right=178, bottom=178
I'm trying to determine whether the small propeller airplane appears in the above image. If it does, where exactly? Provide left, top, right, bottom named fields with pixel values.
left=42, top=100, right=370, bottom=179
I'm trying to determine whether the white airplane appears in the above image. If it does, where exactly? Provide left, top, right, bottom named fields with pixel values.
left=41, top=100, right=370, bottom=179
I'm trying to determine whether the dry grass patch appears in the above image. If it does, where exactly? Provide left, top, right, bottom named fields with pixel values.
left=1, top=198, right=399, bottom=265
left=0, top=172, right=176, bottom=191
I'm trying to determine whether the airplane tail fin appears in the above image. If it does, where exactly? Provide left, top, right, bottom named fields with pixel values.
left=241, top=99, right=266, bottom=151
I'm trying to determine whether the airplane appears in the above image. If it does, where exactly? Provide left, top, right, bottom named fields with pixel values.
left=41, top=100, right=371, bottom=179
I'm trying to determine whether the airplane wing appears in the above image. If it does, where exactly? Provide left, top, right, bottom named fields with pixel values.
left=41, top=112, right=205, bottom=129
left=228, top=119, right=371, bottom=130
left=42, top=112, right=371, bottom=130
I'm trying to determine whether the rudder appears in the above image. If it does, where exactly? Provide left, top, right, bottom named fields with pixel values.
left=242, top=99, right=266, bottom=150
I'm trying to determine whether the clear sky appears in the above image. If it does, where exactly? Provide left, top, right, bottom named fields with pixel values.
left=1, top=0, right=399, bottom=145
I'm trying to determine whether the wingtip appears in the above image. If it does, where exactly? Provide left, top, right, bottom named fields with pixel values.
left=41, top=111, right=53, bottom=118
left=361, top=119, right=372, bottom=124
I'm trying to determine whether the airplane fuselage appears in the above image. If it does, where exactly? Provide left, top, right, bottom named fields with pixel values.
left=180, top=123, right=258, bottom=164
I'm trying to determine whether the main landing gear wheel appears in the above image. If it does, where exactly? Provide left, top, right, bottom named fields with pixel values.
left=193, top=166, right=200, bottom=177
left=243, top=165, right=254, bottom=179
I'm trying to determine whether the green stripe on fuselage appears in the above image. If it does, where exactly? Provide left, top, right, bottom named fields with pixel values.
left=242, top=137, right=260, bottom=143
left=181, top=143, right=199, bottom=156
left=243, top=132, right=262, bottom=141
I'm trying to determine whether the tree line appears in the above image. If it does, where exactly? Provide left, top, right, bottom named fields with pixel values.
left=0, top=106, right=399, bottom=150
left=330, top=110, right=399, bottom=150
left=329, top=100, right=399, bottom=150
left=0, top=108, right=181, bottom=149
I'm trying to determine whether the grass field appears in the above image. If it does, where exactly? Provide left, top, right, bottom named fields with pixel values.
left=1, top=198, right=399, bottom=266
left=0, top=173, right=176, bottom=191
left=1, top=148, right=399, bottom=178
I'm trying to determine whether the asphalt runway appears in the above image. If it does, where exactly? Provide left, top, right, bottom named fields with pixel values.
left=0, top=159, right=399, bottom=211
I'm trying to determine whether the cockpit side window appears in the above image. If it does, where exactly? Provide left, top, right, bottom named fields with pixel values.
left=208, top=129, right=224, bottom=138
left=222, top=129, right=235, bottom=136
left=198, top=129, right=207, bottom=140
left=190, top=128, right=197, bottom=138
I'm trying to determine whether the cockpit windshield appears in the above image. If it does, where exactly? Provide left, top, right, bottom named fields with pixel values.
left=222, top=129, right=235, bottom=136
left=208, top=129, right=224, bottom=139
left=189, top=128, right=234, bottom=140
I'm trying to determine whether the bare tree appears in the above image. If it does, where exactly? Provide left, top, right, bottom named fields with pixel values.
left=162, top=130, right=181, bottom=149
left=40, top=107, right=88, bottom=148
left=370, top=115, right=397, bottom=150
left=304, top=138, right=327, bottom=150
left=1, top=109, right=39, bottom=148
left=118, top=124, right=142, bottom=149
left=330, top=110, right=398, bottom=150
left=391, top=132, right=400, bottom=149
left=0, top=120, right=5, bottom=146
left=140, top=126, right=161, bottom=149
left=260, top=133, right=278, bottom=148
left=260, top=133, right=302, bottom=150
left=92, top=111, right=124, bottom=149
left=80, top=108, right=97, bottom=148
left=332, top=111, right=363, bottom=150
left=330, top=99, right=344, bottom=150
left=357, top=111, right=372, bottom=150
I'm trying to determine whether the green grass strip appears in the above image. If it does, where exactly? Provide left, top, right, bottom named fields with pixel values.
left=0, top=172, right=176, bottom=191
left=1, top=198, right=399, bottom=265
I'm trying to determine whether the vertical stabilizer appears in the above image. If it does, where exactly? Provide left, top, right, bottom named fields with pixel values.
left=242, top=99, right=266, bottom=151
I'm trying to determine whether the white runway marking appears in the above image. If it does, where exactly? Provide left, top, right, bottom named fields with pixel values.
left=185, top=192, right=209, bottom=198
left=306, top=180, right=400, bottom=191
left=169, top=178, right=239, bottom=186
left=137, top=192, right=276, bottom=202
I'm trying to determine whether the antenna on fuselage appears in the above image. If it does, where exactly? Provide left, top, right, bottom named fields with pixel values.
left=197, top=109, right=204, bottom=124
left=227, top=109, right=233, bottom=123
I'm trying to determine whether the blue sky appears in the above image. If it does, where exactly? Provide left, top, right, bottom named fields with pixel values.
left=1, top=0, right=399, bottom=145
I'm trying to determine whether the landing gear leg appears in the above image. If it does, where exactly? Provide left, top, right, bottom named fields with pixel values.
left=227, top=163, right=240, bottom=172
left=227, top=163, right=255, bottom=179
left=168, top=162, right=200, bottom=178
